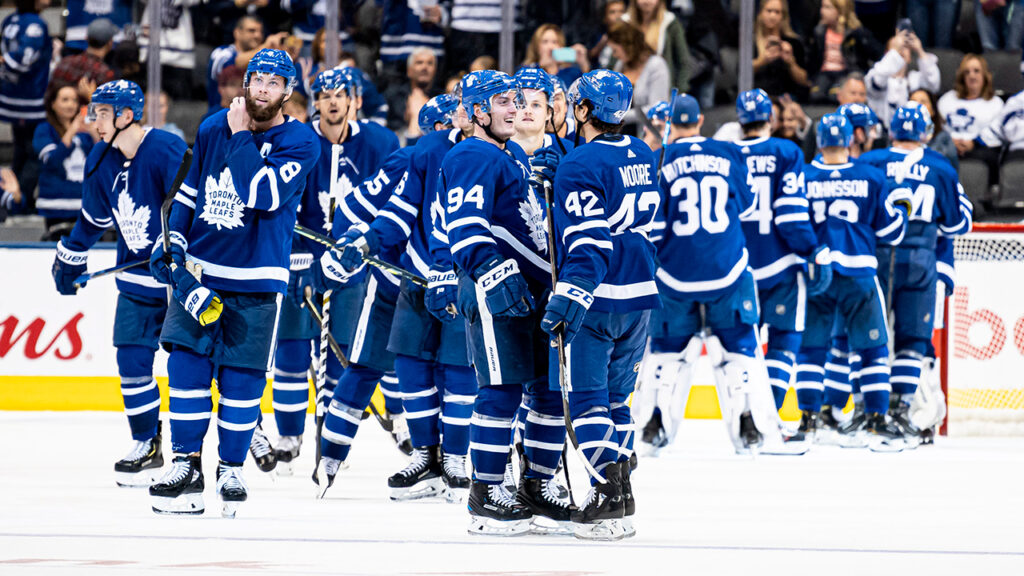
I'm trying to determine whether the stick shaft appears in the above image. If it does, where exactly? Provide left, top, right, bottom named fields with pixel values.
left=293, top=224, right=428, bottom=287
left=73, top=259, right=148, bottom=287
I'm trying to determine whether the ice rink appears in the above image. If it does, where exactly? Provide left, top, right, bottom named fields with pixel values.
left=2, top=411, right=1022, bottom=576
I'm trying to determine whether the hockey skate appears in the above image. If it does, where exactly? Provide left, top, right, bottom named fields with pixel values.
left=499, top=456, right=517, bottom=500
left=115, top=422, right=164, bottom=487
left=618, top=461, right=636, bottom=538
left=736, top=411, right=764, bottom=455
left=814, top=407, right=842, bottom=446
left=517, top=477, right=574, bottom=535
left=889, top=396, right=921, bottom=450
left=837, top=406, right=869, bottom=449
left=864, top=413, right=905, bottom=453
left=273, top=435, right=302, bottom=476
left=249, top=423, right=277, bottom=473
left=467, top=481, right=533, bottom=536
left=150, top=454, right=204, bottom=515
left=442, top=453, right=470, bottom=504
left=388, top=446, right=444, bottom=501
left=638, top=410, right=668, bottom=457
left=572, top=464, right=626, bottom=541
left=216, top=461, right=248, bottom=518
left=313, top=457, right=347, bottom=499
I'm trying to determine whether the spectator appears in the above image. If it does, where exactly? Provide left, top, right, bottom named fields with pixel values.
left=909, top=89, right=957, bottom=169
left=138, top=0, right=202, bottom=100
left=470, top=56, right=497, bottom=71
left=607, top=21, right=671, bottom=130
left=209, top=0, right=290, bottom=43
left=621, top=0, right=691, bottom=93
left=385, top=47, right=439, bottom=138
left=975, top=86, right=1024, bottom=173
left=282, top=0, right=357, bottom=55
left=774, top=93, right=813, bottom=147
left=338, top=52, right=389, bottom=125
left=939, top=54, right=1003, bottom=185
left=0, top=167, right=25, bottom=221
left=144, top=91, right=187, bottom=142
left=974, top=0, right=1024, bottom=52
left=807, top=0, right=882, bottom=103
left=64, top=0, right=132, bottom=55
left=755, top=0, right=805, bottom=68
left=207, top=16, right=287, bottom=113
left=906, top=0, right=960, bottom=48
left=444, top=73, right=463, bottom=93
left=588, top=0, right=627, bottom=70
left=446, top=0, right=522, bottom=74
left=0, top=0, right=53, bottom=208
left=284, top=90, right=309, bottom=123
left=853, top=0, right=898, bottom=47
left=202, top=64, right=244, bottom=121
left=865, top=29, right=940, bottom=127
left=754, top=34, right=810, bottom=101
left=521, top=23, right=590, bottom=87
left=33, top=81, right=97, bottom=236
left=802, top=72, right=867, bottom=159
left=52, top=18, right=118, bottom=103
left=378, top=0, right=447, bottom=90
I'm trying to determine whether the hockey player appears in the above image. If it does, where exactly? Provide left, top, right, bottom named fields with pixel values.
left=733, top=89, right=830, bottom=417
left=333, top=93, right=481, bottom=503
left=270, top=67, right=399, bottom=474
left=839, top=102, right=881, bottom=158
left=543, top=69, right=659, bottom=540
left=439, top=70, right=570, bottom=536
left=50, top=80, right=187, bottom=487
left=511, top=68, right=574, bottom=158
left=859, top=105, right=972, bottom=439
left=147, top=48, right=319, bottom=517
left=797, top=113, right=911, bottom=451
left=636, top=93, right=788, bottom=457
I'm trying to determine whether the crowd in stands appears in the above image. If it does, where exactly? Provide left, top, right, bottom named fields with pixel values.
left=4, top=0, right=1024, bottom=233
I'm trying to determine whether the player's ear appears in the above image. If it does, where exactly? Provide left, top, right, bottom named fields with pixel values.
left=573, top=104, right=588, bottom=125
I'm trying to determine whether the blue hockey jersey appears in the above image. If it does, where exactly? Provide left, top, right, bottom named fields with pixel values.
left=294, top=119, right=400, bottom=258
left=426, top=129, right=467, bottom=272
left=0, top=13, right=51, bottom=123
left=33, top=123, right=95, bottom=219
left=440, top=137, right=551, bottom=285
left=378, top=0, right=445, bottom=63
left=65, top=0, right=132, bottom=51
left=552, top=133, right=660, bottom=312
left=858, top=146, right=972, bottom=250
left=65, top=128, right=188, bottom=298
left=656, top=136, right=755, bottom=299
left=171, top=110, right=320, bottom=294
left=280, top=0, right=357, bottom=46
left=206, top=44, right=238, bottom=112
left=803, top=159, right=907, bottom=277
left=735, top=136, right=818, bottom=289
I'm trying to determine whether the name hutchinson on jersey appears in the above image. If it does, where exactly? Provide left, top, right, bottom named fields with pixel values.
left=806, top=179, right=869, bottom=199
left=200, top=168, right=245, bottom=230
left=662, top=154, right=731, bottom=180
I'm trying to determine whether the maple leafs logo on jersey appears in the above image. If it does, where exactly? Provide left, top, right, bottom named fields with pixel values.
left=200, top=168, right=245, bottom=230
left=64, top=145, right=87, bottom=183
left=519, top=191, right=548, bottom=254
left=111, top=187, right=152, bottom=253
left=317, top=173, right=353, bottom=231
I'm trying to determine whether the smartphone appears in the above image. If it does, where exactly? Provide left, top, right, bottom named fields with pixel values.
left=552, top=47, right=577, bottom=63
left=896, top=18, right=913, bottom=33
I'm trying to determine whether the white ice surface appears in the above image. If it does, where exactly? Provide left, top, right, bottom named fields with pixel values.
left=1, top=412, right=1023, bottom=576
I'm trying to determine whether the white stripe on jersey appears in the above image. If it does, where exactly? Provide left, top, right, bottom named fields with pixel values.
left=657, top=249, right=748, bottom=294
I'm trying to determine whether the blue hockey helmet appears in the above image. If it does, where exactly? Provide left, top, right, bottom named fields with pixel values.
left=460, top=70, right=523, bottom=117
left=646, top=101, right=671, bottom=123
left=567, top=69, right=633, bottom=124
left=88, top=79, right=145, bottom=123
left=244, top=48, right=297, bottom=93
left=336, top=66, right=364, bottom=99
left=670, top=93, right=700, bottom=125
left=816, top=113, right=854, bottom=149
left=838, top=102, right=880, bottom=130
left=418, top=93, right=459, bottom=133
left=514, top=67, right=555, bottom=102
left=736, top=88, right=773, bottom=125
left=890, top=104, right=932, bottom=142
left=312, top=67, right=360, bottom=99
left=552, top=75, right=568, bottom=98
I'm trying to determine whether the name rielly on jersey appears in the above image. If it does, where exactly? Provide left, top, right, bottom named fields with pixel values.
left=885, top=163, right=930, bottom=182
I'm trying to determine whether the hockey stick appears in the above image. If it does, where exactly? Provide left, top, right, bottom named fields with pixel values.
left=542, top=178, right=607, bottom=485
left=73, top=259, right=148, bottom=288
left=293, top=224, right=428, bottom=288
left=302, top=286, right=348, bottom=367
left=159, top=149, right=194, bottom=271
left=315, top=143, right=341, bottom=469
left=656, top=88, right=678, bottom=179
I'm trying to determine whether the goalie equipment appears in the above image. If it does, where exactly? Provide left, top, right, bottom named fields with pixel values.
left=467, top=481, right=533, bottom=537
left=909, top=358, right=946, bottom=433
left=150, top=454, right=204, bottom=515
left=115, top=421, right=163, bottom=487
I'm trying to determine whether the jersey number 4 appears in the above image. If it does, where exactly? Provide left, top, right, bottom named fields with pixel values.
left=670, top=175, right=729, bottom=236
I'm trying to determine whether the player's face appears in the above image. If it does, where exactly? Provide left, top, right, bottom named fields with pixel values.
left=245, top=73, right=289, bottom=122
left=52, top=86, right=80, bottom=124
left=552, top=92, right=567, bottom=128
left=453, top=102, right=472, bottom=133
left=316, top=89, right=352, bottom=126
left=484, top=91, right=520, bottom=140
left=91, top=104, right=119, bottom=141
left=515, top=88, right=549, bottom=136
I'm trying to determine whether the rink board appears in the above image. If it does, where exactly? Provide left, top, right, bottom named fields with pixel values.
left=0, top=245, right=804, bottom=419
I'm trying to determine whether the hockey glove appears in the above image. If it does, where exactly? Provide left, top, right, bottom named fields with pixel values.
left=52, top=239, right=88, bottom=295
left=287, top=253, right=317, bottom=308
left=425, top=265, right=459, bottom=323
left=806, top=245, right=833, bottom=297
left=531, top=146, right=562, bottom=183
left=888, top=186, right=913, bottom=215
left=171, top=264, right=223, bottom=327
left=473, top=256, right=535, bottom=317
left=150, top=231, right=187, bottom=286
left=541, top=279, right=594, bottom=344
left=338, top=227, right=380, bottom=272
left=320, top=248, right=365, bottom=290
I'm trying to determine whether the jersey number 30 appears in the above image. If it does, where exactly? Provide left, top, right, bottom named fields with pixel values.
left=670, top=175, right=729, bottom=236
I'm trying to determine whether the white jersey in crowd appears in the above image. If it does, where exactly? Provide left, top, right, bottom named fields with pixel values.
left=138, top=0, right=200, bottom=69
left=937, top=90, right=1004, bottom=140
left=866, top=49, right=941, bottom=127
left=451, top=0, right=519, bottom=33
left=977, top=90, right=1024, bottom=152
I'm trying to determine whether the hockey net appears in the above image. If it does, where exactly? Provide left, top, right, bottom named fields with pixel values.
left=940, top=223, right=1024, bottom=436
